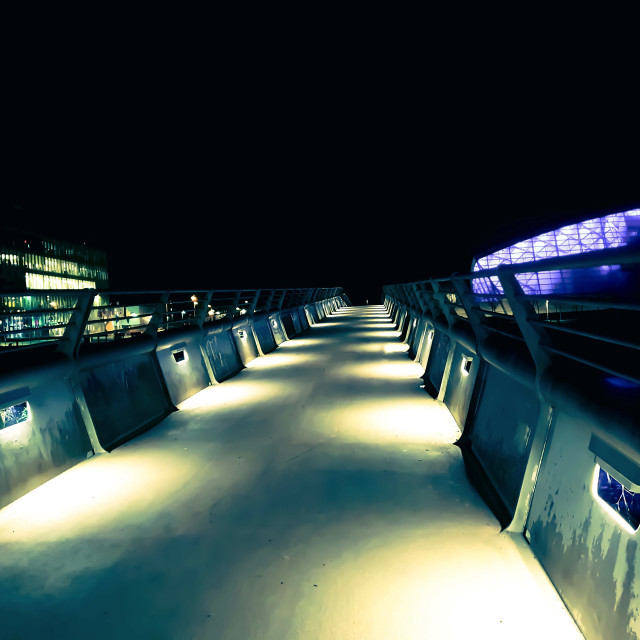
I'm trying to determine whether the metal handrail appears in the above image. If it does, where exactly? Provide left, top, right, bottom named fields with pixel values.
left=384, top=245, right=640, bottom=386
left=0, top=286, right=346, bottom=352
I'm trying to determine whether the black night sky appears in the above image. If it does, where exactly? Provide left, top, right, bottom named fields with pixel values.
left=4, top=36, right=639, bottom=304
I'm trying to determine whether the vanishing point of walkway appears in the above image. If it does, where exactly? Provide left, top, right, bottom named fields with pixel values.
left=0, top=306, right=583, bottom=639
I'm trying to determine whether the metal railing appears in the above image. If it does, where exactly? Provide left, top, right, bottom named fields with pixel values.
left=384, top=244, right=640, bottom=385
left=0, top=286, right=345, bottom=353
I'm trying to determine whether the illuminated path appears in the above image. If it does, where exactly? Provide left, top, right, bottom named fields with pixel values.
left=0, top=306, right=583, bottom=639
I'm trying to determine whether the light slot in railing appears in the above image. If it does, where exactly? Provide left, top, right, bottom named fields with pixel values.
left=0, top=401, right=31, bottom=430
left=461, top=356, right=473, bottom=376
left=593, top=465, right=640, bottom=534
left=172, top=349, right=188, bottom=364
left=589, top=434, right=640, bottom=534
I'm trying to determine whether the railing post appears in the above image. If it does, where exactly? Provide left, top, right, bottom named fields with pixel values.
left=249, top=290, right=261, bottom=315
left=144, top=292, right=171, bottom=338
left=497, top=268, right=554, bottom=534
left=451, top=276, right=488, bottom=352
left=227, top=290, right=241, bottom=319
left=265, top=289, right=275, bottom=313
left=497, top=270, right=551, bottom=378
left=56, top=291, right=108, bottom=456
left=417, top=282, right=440, bottom=321
left=193, top=290, right=214, bottom=329
left=431, top=281, right=457, bottom=331
left=58, top=290, right=95, bottom=359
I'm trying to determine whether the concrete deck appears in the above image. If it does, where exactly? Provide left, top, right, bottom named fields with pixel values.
left=0, top=306, right=583, bottom=639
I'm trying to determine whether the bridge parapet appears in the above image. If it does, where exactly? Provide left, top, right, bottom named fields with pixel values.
left=384, top=245, right=640, bottom=640
left=0, top=286, right=348, bottom=511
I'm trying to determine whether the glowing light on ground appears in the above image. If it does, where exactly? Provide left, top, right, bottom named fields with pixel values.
left=365, top=330, right=401, bottom=339
left=358, top=322, right=397, bottom=329
left=0, top=448, right=199, bottom=542
left=384, top=342, right=409, bottom=353
left=178, top=379, right=293, bottom=410
left=339, top=342, right=408, bottom=354
left=245, top=353, right=304, bottom=369
left=302, top=396, right=461, bottom=445
left=0, top=417, right=34, bottom=445
left=336, top=361, right=423, bottom=381
left=269, top=524, right=584, bottom=640
left=278, top=338, right=330, bottom=349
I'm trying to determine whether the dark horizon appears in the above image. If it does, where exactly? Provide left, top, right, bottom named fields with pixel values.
left=4, top=177, right=638, bottom=305
left=5, top=85, right=639, bottom=305
left=5, top=27, right=640, bottom=305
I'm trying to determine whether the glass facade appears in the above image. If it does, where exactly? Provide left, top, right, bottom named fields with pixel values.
left=472, top=208, right=640, bottom=295
left=1, top=227, right=109, bottom=347
left=0, top=226, right=108, bottom=292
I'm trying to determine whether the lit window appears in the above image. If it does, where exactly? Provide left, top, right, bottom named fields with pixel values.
left=0, top=401, right=31, bottom=430
left=595, top=466, right=640, bottom=531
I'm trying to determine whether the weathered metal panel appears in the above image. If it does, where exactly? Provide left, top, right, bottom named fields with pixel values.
left=305, top=304, right=319, bottom=324
left=527, top=412, right=640, bottom=640
left=156, top=333, right=211, bottom=405
left=443, top=343, right=480, bottom=430
left=80, top=352, right=173, bottom=451
left=0, top=378, right=92, bottom=509
left=232, top=319, right=260, bottom=365
left=397, top=308, right=408, bottom=334
left=290, top=309, right=303, bottom=334
left=302, top=305, right=315, bottom=326
left=468, top=364, right=539, bottom=517
left=297, top=305, right=310, bottom=331
left=281, top=311, right=296, bottom=339
left=204, top=328, right=243, bottom=382
left=253, top=315, right=277, bottom=354
left=423, top=329, right=451, bottom=397
left=268, top=313, right=287, bottom=346
left=417, top=323, right=435, bottom=371
left=408, top=316, right=426, bottom=360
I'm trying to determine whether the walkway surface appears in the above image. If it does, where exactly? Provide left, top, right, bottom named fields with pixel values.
left=0, top=306, right=583, bottom=639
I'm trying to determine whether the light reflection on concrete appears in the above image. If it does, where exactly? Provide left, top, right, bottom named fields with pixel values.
left=177, top=379, right=296, bottom=411
left=0, top=447, right=202, bottom=542
left=335, top=361, right=421, bottom=381
left=245, top=353, right=301, bottom=369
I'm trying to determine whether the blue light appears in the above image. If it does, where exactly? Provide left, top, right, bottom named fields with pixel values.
left=0, top=401, right=30, bottom=430
left=605, top=376, right=640, bottom=390
left=472, top=208, right=640, bottom=295
left=597, top=467, right=640, bottom=531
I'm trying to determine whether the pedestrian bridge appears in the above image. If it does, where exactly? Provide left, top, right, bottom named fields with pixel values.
left=0, top=242, right=639, bottom=639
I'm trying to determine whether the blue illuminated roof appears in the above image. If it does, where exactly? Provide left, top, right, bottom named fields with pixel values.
left=472, top=208, right=640, bottom=295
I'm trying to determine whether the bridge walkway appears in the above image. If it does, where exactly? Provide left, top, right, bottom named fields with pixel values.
left=0, top=306, right=583, bottom=639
